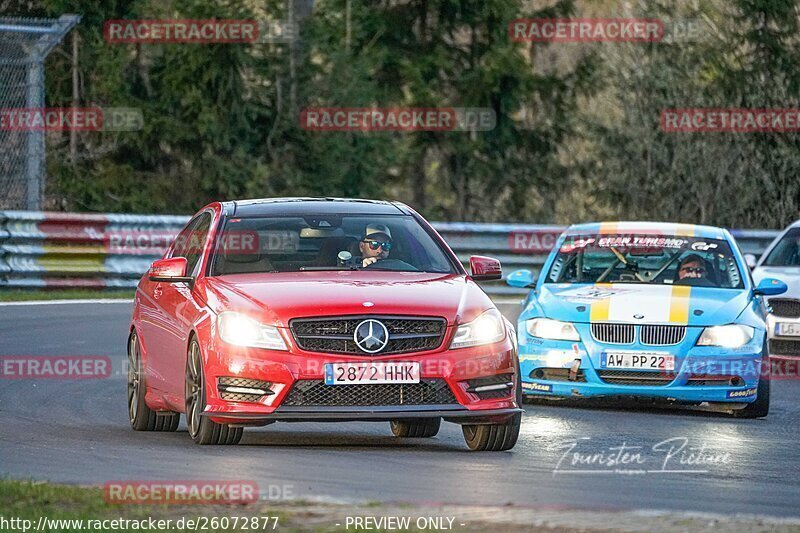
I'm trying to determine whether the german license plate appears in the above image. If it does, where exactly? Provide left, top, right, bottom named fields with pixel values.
left=601, top=352, right=675, bottom=370
left=324, top=362, right=420, bottom=385
left=776, top=322, right=800, bottom=337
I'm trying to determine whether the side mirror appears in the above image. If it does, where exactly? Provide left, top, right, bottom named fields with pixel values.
left=753, top=277, right=787, bottom=297
left=149, top=257, right=193, bottom=283
left=744, top=253, right=758, bottom=270
left=469, top=255, right=502, bottom=281
left=506, top=269, right=536, bottom=289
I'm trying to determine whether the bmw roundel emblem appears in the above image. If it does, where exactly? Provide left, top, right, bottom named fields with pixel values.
left=633, top=314, right=645, bottom=320
left=354, top=319, right=389, bottom=353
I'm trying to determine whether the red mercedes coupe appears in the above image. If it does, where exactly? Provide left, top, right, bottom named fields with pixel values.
left=128, top=198, right=522, bottom=450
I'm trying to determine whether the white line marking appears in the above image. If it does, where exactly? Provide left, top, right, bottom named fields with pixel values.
left=0, top=299, right=134, bottom=306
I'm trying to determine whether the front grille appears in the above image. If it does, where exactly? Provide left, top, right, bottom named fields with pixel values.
left=217, top=377, right=273, bottom=403
left=597, top=370, right=673, bottom=386
left=290, top=316, right=446, bottom=355
left=282, top=379, right=457, bottom=406
left=769, top=298, right=800, bottom=318
left=530, top=367, right=587, bottom=382
left=465, top=373, right=514, bottom=400
left=640, top=325, right=686, bottom=346
left=591, top=323, right=634, bottom=344
left=769, top=338, right=800, bottom=356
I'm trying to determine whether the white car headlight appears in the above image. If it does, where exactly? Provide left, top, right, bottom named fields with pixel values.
left=526, top=318, right=581, bottom=341
left=217, top=312, right=288, bottom=350
left=450, top=309, right=506, bottom=349
left=696, top=324, right=754, bottom=348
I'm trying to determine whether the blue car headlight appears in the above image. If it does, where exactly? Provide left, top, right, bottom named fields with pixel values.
left=526, top=318, right=581, bottom=342
left=696, top=324, right=754, bottom=348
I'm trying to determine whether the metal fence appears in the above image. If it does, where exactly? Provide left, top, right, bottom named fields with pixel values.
left=0, top=15, right=80, bottom=210
left=0, top=211, right=782, bottom=296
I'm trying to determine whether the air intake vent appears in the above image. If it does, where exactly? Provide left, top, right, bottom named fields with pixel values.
left=768, top=298, right=800, bottom=318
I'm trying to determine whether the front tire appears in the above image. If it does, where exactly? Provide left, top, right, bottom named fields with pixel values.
left=185, top=337, right=243, bottom=445
left=390, top=418, right=441, bottom=438
left=734, top=354, right=770, bottom=419
left=461, top=358, right=523, bottom=451
left=127, top=331, right=179, bottom=432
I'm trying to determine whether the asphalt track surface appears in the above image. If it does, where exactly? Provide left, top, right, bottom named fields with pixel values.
left=1, top=300, right=799, bottom=517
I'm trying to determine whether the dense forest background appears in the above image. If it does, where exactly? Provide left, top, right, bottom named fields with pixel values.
left=3, top=0, right=800, bottom=228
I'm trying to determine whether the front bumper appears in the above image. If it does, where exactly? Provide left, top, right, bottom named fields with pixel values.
left=202, top=405, right=521, bottom=424
left=201, top=333, right=520, bottom=425
left=517, top=328, right=765, bottom=404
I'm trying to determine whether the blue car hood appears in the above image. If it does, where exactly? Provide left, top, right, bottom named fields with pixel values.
left=531, top=283, right=749, bottom=326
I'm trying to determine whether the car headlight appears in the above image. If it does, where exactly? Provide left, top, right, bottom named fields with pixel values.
left=526, top=318, right=581, bottom=341
left=217, top=312, right=287, bottom=350
left=696, top=324, right=754, bottom=348
left=450, top=309, right=506, bottom=349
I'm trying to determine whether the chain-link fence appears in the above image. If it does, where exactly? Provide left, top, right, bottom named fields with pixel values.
left=0, top=15, right=79, bottom=210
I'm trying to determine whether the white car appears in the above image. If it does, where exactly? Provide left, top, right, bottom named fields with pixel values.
left=751, top=221, right=800, bottom=359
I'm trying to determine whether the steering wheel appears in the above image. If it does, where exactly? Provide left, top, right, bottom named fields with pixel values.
left=363, top=258, right=419, bottom=271
left=674, top=276, right=716, bottom=287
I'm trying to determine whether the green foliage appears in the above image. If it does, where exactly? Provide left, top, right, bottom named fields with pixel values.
left=14, top=0, right=800, bottom=227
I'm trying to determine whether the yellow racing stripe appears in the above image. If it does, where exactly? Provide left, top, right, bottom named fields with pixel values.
left=589, top=283, right=612, bottom=321
left=668, top=285, right=692, bottom=324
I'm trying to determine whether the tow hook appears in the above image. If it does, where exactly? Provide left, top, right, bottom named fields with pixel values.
left=569, top=358, right=581, bottom=381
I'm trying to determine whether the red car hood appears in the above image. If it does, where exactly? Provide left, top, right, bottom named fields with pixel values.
left=202, top=271, right=493, bottom=327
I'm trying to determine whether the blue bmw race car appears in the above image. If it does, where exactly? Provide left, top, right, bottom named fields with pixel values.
left=506, top=222, right=787, bottom=418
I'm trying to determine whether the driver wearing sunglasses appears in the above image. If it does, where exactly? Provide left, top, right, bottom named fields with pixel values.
left=359, top=223, right=393, bottom=267
left=677, top=253, right=708, bottom=281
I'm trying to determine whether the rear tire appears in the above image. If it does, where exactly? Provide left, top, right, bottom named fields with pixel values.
left=390, top=418, right=441, bottom=438
left=461, top=356, right=523, bottom=451
left=185, top=337, right=243, bottom=445
left=734, top=354, right=770, bottom=419
left=127, top=331, right=180, bottom=432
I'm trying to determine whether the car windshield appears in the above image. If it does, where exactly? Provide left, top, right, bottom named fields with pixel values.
left=210, top=214, right=456, bottom=275
left=763, top=228, right=800, bottom=267
left=545, top=233, right=744, bottom=289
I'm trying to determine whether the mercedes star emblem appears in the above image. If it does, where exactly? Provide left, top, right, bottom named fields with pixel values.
left=354, top=319, right=389, bottom=353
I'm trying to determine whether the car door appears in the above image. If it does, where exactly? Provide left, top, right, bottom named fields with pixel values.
left=139, top=213, right=208, bottom=396
left=157, top=212, right=214, bottom=400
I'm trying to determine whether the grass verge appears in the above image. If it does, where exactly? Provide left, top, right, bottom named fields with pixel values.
left=0, top=290, right=135, bottom=302
left=2, top=479, right=799, bottom=532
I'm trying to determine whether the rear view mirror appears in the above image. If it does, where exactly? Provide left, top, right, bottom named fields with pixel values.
left=149, top=257, right=193, bottom=282
left=506, top=269, right=536, bottom=289
left=754, top=277, right=787, bottom=296
left=470, top=255, right=502, bottom=281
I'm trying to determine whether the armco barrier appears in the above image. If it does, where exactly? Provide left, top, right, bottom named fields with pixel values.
left=0, top=211, right=781, bottom=297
